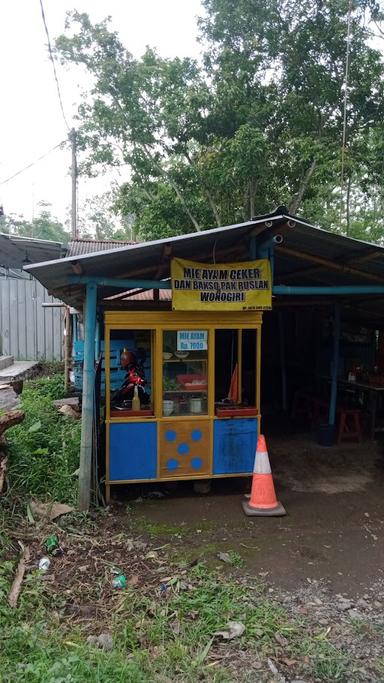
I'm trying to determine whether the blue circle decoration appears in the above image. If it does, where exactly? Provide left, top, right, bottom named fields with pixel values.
left=165, top=429, right=177, bottom=442
left=177, top=442, right=190, bottom=456
left=191, top=457, right=203, bottom=470
left=191, top=429, right=202, bottom=442
left=166, top=458, right=179, bottom=471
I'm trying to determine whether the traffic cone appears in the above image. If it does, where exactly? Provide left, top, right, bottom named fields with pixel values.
left=242, top=435, right=286, bottom=516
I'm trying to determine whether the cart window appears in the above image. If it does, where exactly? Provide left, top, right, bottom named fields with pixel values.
left=162, top=330, right=208, bottom=416
left=215, top=329, right=257, bottom=411
left=108, top=329, right=154, bottom=415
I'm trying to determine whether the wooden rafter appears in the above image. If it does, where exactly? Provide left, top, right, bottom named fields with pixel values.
left=280, top=246, right=384, bottom=284
left=283, top=249, right=381, bottom=282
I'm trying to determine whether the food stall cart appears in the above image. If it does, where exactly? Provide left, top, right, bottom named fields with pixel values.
left=104, top=310, right=262, bottom=501
left=103, top=256, right=271, bottom=501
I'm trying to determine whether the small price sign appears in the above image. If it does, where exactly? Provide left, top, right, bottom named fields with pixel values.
left=177, top=330, right=208, bottom=351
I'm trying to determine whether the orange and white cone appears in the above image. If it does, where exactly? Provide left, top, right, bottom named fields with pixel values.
left=242, top=435, right=286, bottom=517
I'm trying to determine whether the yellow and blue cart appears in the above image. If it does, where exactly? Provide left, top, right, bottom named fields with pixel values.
left=104, top=310, right=262, bottom=502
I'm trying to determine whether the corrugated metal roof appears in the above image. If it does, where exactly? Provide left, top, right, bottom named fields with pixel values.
left=24, top=207, right=384, bottom=319
left=0, top=233, right=64, bottom=268
left=67, top=238, right=137, bottom=257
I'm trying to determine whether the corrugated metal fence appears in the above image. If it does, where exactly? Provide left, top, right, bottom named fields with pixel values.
left=0, top=277, right=64, bottom=361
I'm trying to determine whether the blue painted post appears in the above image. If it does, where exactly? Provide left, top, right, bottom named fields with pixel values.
left=79, top=282, right=97, bottom=511
left=257, top=235, right=283, bottom=280
left=328, top=304, right=341, bottom=426
left=95, top=316, right=101, bottom=361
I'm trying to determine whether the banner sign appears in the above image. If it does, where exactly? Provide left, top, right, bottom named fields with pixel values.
left=177, top=330, right=208, bottom=351
left=171, top=258, right=272, bottom=311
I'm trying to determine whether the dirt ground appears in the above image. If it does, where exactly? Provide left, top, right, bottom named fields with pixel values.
left=119, top=435, right=384, bottom=596
left=6, top=435, right=384, bottom=682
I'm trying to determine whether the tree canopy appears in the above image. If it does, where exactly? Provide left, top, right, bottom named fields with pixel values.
left=56, top=1, right=384, bottom=241
left=1, top=203, right=71, bottom=244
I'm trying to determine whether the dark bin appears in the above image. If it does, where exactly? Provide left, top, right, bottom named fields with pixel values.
left=318, top=423, right=336, bottom=447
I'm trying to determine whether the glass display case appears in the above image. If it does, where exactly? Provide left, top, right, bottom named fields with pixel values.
left=162, top=330, right=208, bottom=416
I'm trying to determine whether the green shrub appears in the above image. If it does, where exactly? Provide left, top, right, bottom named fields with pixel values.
left=6, top=375, right=80, bottom=504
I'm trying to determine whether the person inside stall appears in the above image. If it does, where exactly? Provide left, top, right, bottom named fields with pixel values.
left=112, top=348, right=150, bottom=407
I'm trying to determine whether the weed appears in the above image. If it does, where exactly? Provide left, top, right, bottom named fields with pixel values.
left=224, top=550, right=243, bottom=567
left=6, top=374, right=80, bottom=504
left=298, top=636, right=350, bottom=681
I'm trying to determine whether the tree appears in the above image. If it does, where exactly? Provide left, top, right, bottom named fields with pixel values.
left=56, top=3, right=384, bottom=242
left=77, top=190, right=135, bottom=240
left=3, top=203, right=70, bottom=243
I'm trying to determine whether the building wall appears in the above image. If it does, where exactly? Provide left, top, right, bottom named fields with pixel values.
left=0, top=276, right=64, bottom=361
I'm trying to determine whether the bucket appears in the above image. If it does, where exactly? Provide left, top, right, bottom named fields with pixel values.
left=318, top=423, right=336, bottom=447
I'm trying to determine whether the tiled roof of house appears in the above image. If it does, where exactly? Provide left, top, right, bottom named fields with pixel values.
left=67, top=238, right=137, bottom=257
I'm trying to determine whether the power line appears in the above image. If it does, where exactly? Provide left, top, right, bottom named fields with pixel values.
left=0, top=141, right=65, bottom=185
left=39, top=0, right=70, bottom=131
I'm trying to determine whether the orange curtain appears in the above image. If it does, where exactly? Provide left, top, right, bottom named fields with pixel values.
left=227, top=363, right=239, bottom=403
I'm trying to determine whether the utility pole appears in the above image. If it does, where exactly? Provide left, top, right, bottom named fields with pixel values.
left=66, top=129, right=77, bottom=393
left=69, top=128, right=77, bottom=239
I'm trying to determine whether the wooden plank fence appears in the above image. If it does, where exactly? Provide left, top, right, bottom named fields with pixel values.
left=0, top=276, right=64, bottom=361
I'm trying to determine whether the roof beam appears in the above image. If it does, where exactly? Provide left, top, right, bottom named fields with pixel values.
left=68, top=275, right=384, bottom=296
left=283, top=248, right=382, bottom=282
left=280, top=246, right=384, bottom=283
left=274, top=285, right=384, bottom=295
left=68, top=276, right=171, bottom=289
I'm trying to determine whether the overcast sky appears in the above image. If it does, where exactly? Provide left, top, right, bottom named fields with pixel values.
left=0, top=0, right=203, bottom=227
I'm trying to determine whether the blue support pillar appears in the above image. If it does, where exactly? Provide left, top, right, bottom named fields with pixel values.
left=328, top=304, right=341, bottom=426
left=79, top=282, right=97, bottom=511
left=95, top=315, right=101, bottom=361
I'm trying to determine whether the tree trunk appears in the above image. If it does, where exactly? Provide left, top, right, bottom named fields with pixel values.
left=289, top=159, right=317, bottom=214
left=144, top=147, right=202, bottom=231
left=111, top=92, right=203, bottom=232
left=249, top=179, right=256, bottom=219
left=205, top=189, right=221, bottom=227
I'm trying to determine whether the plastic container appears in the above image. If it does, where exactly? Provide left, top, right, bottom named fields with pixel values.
left=318, top=423, right=336, bottom=447
left=190, top=397, right=202, bottom=413
left=163, top=400, right=174, bottom=416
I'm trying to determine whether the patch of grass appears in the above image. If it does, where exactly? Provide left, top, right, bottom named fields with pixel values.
left=223, top=550, right=243, bottom=567
left=0, top=550, right=377, bottom=683
left=298, top=636, right=350, bottom=681
left=6, top=374, right=80, bottom=504
left=0, top=563, right=233, bottom=682
left=131, top=514, right=187, bottom=537
left=311, top=645, right=349, bottom=681
left=170, top=541, right=223, bottom=566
